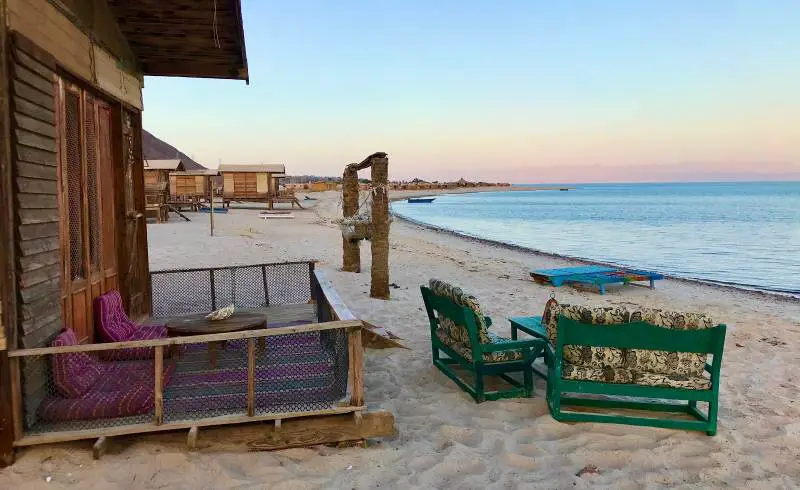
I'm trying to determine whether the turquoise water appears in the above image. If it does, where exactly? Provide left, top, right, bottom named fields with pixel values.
left=392, top=182, right=800, bottom=297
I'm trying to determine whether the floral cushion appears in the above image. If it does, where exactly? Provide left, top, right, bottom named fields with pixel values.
left=51, top=329, right=104, bottom=398
left=95, top=290, right=138, bottom=342
left=435, top=329, right=524, bottom=363
left=429, top=279, right=490, bottom=345
left=543, top=302, right=714, bottom=378
left=562, top=362, right=711, bottom=390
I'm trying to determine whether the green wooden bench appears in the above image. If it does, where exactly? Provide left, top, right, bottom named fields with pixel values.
left=421, top=280, right=545, bottom=403
left=547, top=312, right=726, bottom=435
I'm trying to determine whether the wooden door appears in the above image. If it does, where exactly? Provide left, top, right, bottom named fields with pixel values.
left=58, top=80, right=118, bottom=342
left=97, top=103, right=118, bottom=293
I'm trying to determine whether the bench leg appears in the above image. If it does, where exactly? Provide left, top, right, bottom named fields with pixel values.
left=523, top=365, right=533, bottom=397
left=650, top=278, right=655, bottom=289
left=599, top=284, right=606, bottom=295
left=474, top=366, right=486, bottom=403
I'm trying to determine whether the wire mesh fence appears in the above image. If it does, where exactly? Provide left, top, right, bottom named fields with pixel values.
left=19, top=326, right=350, bottom=436
left=150, top=262, right=314, bottom=318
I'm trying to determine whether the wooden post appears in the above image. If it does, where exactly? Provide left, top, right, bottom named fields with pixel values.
left=208, top=176, right=214, bottom=236
left=348, top=326, right=364, bottom=407
left=0, top=0, right=17, bottom=466
left=92, top=437, right=108, bottom=460
left=342, top=167, right=360, bottom=272
left=154, top=346, right=164, bottom=425
left=247, top=338, right=255, bottom=417
left=370, top=156, right=390, bottom=299
left=187, top=426, right=198, bottom=451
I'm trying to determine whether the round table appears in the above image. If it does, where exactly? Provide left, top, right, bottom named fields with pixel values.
left=166, top=312, right=267, bottom=368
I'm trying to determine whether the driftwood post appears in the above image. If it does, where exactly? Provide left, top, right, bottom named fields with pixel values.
left=342, top=167, right=360, bottom=272
left=369, top=156, right=389, bottom=299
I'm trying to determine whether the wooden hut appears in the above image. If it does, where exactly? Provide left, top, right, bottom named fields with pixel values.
left=0, top=0, right=249, bottom=462
left=220, top=164, right=302, bottom=208
left=169, top=169, right=219, bottom=210
left=144, top=160, right=184, bottom=222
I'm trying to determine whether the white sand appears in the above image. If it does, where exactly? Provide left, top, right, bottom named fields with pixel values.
left=3, top=189, right=800, bottom=489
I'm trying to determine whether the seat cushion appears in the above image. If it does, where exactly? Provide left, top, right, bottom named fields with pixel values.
left=51, top=329, right=104, bottom=398
left=562, top=362, right=712, bottom=390
left=99, top=324, right=168, bottom=361
left=429, top=279, right=490, bottom=344
left=95, top=290, right=138, bottom=342
left=543, top=302, right=714, bottom=377
left=38, top=384, right=155, bottom=422
left=436, top=329, right=524, bottom=363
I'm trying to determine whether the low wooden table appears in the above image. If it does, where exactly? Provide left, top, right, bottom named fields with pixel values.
left=166, top=312, right=267, bottom=368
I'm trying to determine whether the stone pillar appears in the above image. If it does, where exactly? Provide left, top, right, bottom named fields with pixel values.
left=369, top=157, right=390, bottom=299
left=342, top=167, right=360, bottom=272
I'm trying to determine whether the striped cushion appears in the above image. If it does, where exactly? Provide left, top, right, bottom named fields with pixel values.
left=51, top=329, right=103, bottom=398
left=99, top=325, right=168, bottom=361
left=38, top=385, right=155, bottom=422
left=95, top=290, right=137, bottom=342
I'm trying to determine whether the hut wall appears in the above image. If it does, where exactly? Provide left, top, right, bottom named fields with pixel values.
left=7, top=0, right=142, bottom=109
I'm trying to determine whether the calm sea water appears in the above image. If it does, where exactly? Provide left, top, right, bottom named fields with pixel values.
left=392, top=182, right=800, bottom=297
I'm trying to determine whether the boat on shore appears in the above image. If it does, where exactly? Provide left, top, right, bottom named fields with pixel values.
left=408, top=197, right=436, bottom=203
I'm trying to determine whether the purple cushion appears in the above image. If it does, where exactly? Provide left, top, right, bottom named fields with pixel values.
left=38, top=384, right=155, bottom=422
left=51, top=329, right=103, bottom=398
left=95, top=290, right=137, bottom=342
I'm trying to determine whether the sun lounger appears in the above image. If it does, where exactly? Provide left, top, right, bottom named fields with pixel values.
left=530, top=266, right=664, bottom=294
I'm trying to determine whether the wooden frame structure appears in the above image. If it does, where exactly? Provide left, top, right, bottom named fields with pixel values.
left=169, top=169, right=219, bottom=211
left=219, top=164, right=300, bottom=209
left=0, top=0, right=249, bottom=465
left=341, top=152, right=390, bottom=299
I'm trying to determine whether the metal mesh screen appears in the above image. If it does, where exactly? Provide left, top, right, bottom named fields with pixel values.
left=65, top=91, right=84, bottom=281
left=85, top=99, right=100, bottom=269
left=150, top=262, right=314, bottom=318
left=20, top=330, right=349, bottom=435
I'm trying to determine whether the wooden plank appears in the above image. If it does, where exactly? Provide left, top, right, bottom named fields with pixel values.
left=154, top=346, right=163, bottom=425
left=348, top=327, right=365, bottom=406
left=92, top=437, right=108, bottom=460
left=16, top=193, right=57, bottom=209
left=13, top=112, right=55, bottom=138
left=10, top=26, right=57, bottom=69
left=16, top=129, right=56, bottom=152
left=247, top=411, right=395, bottom=451
left=247, top=338, right=255, bottom=417
left=18, top=276, right=58, bottom=303
left=18, top=249, right=59, bottom=274
left=16, top=161, right=56, bottom=181
left=13, top=63, right=52, bottom=96
left=19, top=317, right=60, bottom=348
left=18, top=208, right=58, bottom=225
left=18, top=236, right=58, bottom=256
left=16, top=176, right=56, bottom=194
left=314, top=269, right=357, bottom=321
left=13, top=406, right=365, bottom=447
left=187, top=427, right=198, bottom=451
left=18, top=222, right=58, bottom=240
left=9, top=320, right=363, bottom=357
left=21, top=310, right=60, bottom=336
left=13, top=96, right=54, bottom=125
left=13, top=49, right=53, bottom=80
left=19, top=262, right=59, bottom=289
left=16, top=145, right=56, bottom=166
left=10, top=358, right=23, bottom=443
left=11, top=81, right=54, bottom=110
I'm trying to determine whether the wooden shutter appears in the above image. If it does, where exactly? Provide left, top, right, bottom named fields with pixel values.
left=9, top=35, right=61, bottom=349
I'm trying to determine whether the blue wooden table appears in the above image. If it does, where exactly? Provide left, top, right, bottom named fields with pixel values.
left=530, top=266, right=664, bottom=294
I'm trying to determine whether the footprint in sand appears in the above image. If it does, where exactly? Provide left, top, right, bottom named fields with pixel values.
left=439, top=425, right=483, bottom=447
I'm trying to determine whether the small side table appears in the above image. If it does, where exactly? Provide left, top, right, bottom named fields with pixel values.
left=509, top=316, right=548, bottom=378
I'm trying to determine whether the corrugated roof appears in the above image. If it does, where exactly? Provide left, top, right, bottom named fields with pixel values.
left=145, top=159, right=183, bottom=170
left=218, top=164, right=286, bottom=173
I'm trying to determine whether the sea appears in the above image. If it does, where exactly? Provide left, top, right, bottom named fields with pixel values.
left=392, top=181, right=800, bottom=298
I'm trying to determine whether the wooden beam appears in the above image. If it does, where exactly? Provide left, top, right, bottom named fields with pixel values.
left=348, top=327, right=365, bottom=407
left=247, top=411, right=395, bottom=452
left=14, top=406, right=364, bottom=447
left=92, top=437, right=108, bottom=460
left=140, top=62, right=245, bottom=80
left=187, top=426, right=198, bottom=451
left=313, top=269, right=357, bottom=321
left=154, top=346, right=163, bottom=425
left=8, top=320, right=362, bottom=357
left=247, top=338, right=255, bottom=417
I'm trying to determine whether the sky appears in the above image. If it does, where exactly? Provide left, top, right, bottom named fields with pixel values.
left=142, top=1, right=800, bottom=183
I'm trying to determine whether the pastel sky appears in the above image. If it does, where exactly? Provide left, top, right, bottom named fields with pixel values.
left=142, top=1, right=800, bottom=183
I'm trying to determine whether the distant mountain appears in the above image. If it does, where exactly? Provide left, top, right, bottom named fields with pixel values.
left=142, top=130, right=206, bottom=170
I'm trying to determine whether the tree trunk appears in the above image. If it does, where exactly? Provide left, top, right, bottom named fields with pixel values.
left=370, top=157, right=390, bottom=299
left=342, top=167, right=360, bottom=272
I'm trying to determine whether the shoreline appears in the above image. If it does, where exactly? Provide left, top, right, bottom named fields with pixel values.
left=391, top=210, right=800, bottom=303
left=387, top=185, right=566, bottom=202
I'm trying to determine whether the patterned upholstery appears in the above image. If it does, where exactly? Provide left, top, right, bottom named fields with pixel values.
left=95, top=290, right=168, bottom=360
left=542, top=301, right=715, bottom=388
left=51, top=329, right=104, bottom=398
left=429, top=279, right=523, bottom=363
left=41, top=331, right=175, bottom=422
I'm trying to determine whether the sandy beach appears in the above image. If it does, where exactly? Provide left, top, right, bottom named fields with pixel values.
left=3, top=189, right=799, bottom=489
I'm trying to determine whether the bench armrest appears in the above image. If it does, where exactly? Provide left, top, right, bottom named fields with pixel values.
left=481, top=337, right=546, bottom=353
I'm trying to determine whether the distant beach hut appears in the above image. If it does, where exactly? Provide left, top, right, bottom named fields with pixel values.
left=169, top=169, right=220, bottom=210
left=220, top=164, right=302, bottom=209
left=144, top=160, right=185, bottom=222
